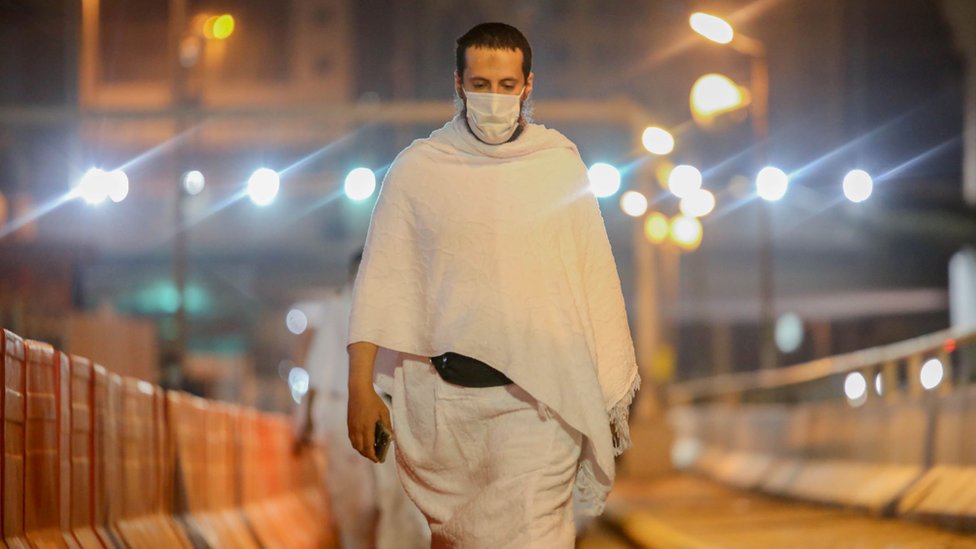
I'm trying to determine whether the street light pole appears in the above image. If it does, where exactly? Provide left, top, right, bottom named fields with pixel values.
left=743, top=43, right=777, bottom=371
left=691, top=15, right=777, bottom=370
left=170, top=0, right=189, bottom=378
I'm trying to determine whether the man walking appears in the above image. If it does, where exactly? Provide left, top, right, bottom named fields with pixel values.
left=346, top=22, right=640, bottom=547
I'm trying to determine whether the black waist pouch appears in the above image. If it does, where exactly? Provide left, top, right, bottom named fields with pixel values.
left=430, top=352, right=513, bottom=388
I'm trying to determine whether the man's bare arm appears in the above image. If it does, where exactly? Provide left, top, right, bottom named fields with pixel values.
left=346, top=341, right=392, bottom=462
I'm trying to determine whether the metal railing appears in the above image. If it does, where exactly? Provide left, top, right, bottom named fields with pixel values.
left=668, top=326, right=976, bottom=406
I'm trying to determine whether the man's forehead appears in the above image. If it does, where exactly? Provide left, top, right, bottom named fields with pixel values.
left=463, top=46, right=524, bottom=78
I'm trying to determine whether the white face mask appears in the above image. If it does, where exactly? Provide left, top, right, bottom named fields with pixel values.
left=462, top=87, right=525, bottom=145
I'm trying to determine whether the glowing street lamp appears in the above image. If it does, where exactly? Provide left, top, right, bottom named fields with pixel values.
left=107, top=170, right=129, bottom=203
left=588, top=163, right=621, bottom=198
left=690, top=12, right=734, bottom=44
left=670, top=215, right=703, bottom=251
left=679, top=188, right=716, bottom=218
left=344, top=167, right=377, bottom=201
left=755, top=166, right=789, bottom=202
left=247, top=168, right=280, bottom=206
left=641, top=126, right=675, bottom=155
left=644, top=212, right=669, bottom=244
left=690, top=73, right=749, bottom=125
left=667, top=164, right=702, bottom=198
left=75, top=168, right=112, bottom=205
left=843, top=169, right=873, bottom=203
left=620, top=191, right=648, bottom=217
left=182, top=170, right=206, bottom=195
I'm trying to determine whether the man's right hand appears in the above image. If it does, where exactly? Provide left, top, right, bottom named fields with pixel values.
left=347, top=383, right=393, bottom=463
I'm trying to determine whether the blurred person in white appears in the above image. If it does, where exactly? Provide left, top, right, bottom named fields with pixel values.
left=345, top=22, right=640, bottom=548
left=294, top=249, right=430, bottom=549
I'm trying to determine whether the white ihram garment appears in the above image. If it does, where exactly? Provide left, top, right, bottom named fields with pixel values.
left=392, top=357, right=581, bottom=547
left=348, top=116, right=640, bottom=533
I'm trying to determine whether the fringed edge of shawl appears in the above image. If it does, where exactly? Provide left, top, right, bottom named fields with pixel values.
left=574, top=459, right=607, bottom=516
left=573, top=370, right=642, bottom=517
left=609, top=370, right=641, bottom=457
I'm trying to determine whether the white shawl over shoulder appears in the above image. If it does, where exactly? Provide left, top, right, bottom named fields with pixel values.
left=348, top=116, right=640, bottom=515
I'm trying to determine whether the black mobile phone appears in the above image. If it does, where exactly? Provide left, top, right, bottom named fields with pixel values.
left=374, top=420, right=392, bottom=463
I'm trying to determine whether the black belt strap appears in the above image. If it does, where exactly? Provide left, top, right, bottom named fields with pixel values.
left=430, top=352, right=513, bottom=388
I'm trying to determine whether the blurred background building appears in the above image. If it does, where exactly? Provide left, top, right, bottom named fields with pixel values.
left=1, top=0, right=974, bottom=412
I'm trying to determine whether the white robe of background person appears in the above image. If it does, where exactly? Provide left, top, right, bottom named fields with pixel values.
left=347, top=115, right=641, bottom=519
left=303, top=288, right=430, bottom=549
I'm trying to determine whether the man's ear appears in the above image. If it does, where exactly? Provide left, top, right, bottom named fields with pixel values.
left=454, top=70, right=463, bottom=98
left=525, top=71, right=534, bottom=97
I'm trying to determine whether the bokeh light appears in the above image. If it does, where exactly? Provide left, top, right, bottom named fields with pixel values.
left=775, top=313, right=804, bottom=353
left=620, top=191, right=649, bottom=217
left=204, top=14, right=235, bottom=40
left=588, top=163, right=622, bottom=198
left=107, top=169, right=129, bottom=203
left=182, top=170, right=206, bottom=195
left=671, top=437, right=704, bottom=470
left=76, top=168, right=111, bottom=205
left=844, top=372, right=867, bottom=400
left=286, top=308, right=309, bottom=335
left=690, top=12, right=734, bottom=44
left=756, top=166, right=789, bottom=202
left=641, top=126, right=675, bottom=155
left=288, top=366, right=310, bottom=404
left=247, top=168, right=280, bottom=206
left=690, top=74, right=747, bottom=121
left=920, top=358, right=944, bottom=390
left=344, top=167, right=377, bottom=201
left=843, top=169, right=873, bottom=203
left=679, top=188, right=716, bottom=218
left=670, top=215, right=703, bottom=251
left=644, top=212, right=669, bottom=244
left=668, top=164, right=702, bottom=198
left=845, top=372, right=868, bottom=406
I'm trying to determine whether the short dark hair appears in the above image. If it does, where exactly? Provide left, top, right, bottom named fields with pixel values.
left=455, top=22, right=532, bottom=80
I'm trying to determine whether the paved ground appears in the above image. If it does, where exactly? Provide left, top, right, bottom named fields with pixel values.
left=576, top=474, right=976, bottom=548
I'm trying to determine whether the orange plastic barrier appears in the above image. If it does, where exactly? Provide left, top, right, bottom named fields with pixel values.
left=269, top=415, right=327, bottom=548
left=91, top=365, right=124, bottom=548
left=116, top=377, right=192, bottom=548
left=5, top=327, right=339, bottom=548
left=241, top=414, right=333, bottom=548
left=169, top=390, right=249, bottom=547
left=294, top=442, right=336, bottom=545
left=203, top=402, right=259, bottom=549
left=150, top=385, right=192, bottom=548
left=23, top=340, right=70, bottom=547
left=65, top=355, right=103, bottom=548
left=54, top=348, right=77, bottom=547
left=2, top=329, right=30, bottom=548
left=240, top=408, right=293, bottom=547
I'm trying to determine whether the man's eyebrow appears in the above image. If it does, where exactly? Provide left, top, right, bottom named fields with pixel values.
left=468, top=76, right=520, bottom=83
